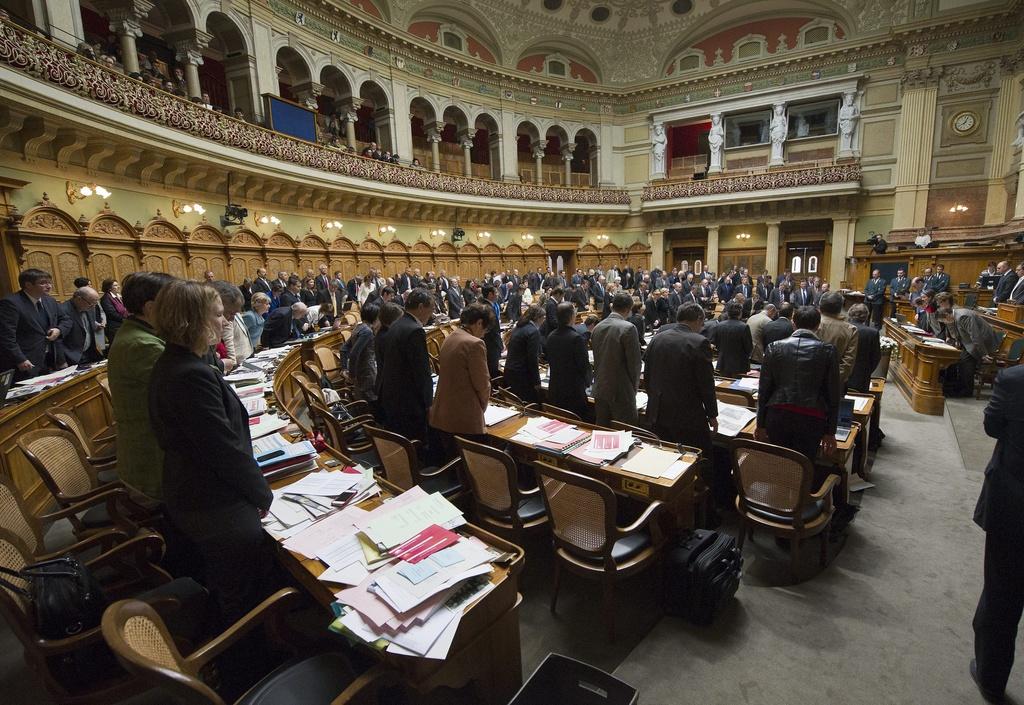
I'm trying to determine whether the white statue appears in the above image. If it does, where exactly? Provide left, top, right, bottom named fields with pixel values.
left=769, top=103, right=787, bottom=166
left=1012, top=112, right=1024, bottom=149
left=838, top=91, right=861, bottom=155
left=651, top=123, right=667, bottom=175
left=708, top=112, right=724, bottom=174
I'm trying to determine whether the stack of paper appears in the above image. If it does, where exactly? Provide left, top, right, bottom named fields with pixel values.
left=729, top=376, right=759, bottom=392
left=253, top=435, right=318, bottom=480
left=243, top=396, right=267, bottom=417
left=571, top=430, right=633, bottom=464
left=717, top=403, right=757, bottom=437
left=635, top=391, right=649, bottom=410
left=224, top=370, right=265, bottom=386
left=620, top=446, right=681, bottom=478
left=249, top=414, right=289, bottom=439
left=846, top=395, right=870, bottom=412
left=484, top=405, right=519, bottom=426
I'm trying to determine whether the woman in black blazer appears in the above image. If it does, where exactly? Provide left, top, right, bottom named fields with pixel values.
left=99, top=277, right=127, bottom=343
left=300, top=277, right=319, bottom=307
left=503, top=305, right=545, bottom=403
left=148, top=280, right=275, bottom=625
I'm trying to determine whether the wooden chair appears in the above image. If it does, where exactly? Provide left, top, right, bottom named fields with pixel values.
left=17, top=428, right=153, bottom=535
left=0, top=478, right=132, bottom=559
left=496, top=387, right=535, bottom=412
left=101, top=588, right=396, bottom=705
left=534, top=460, right=665, bottom=641
left=975, top=333, right=1016, bottom=397
left=303, top=359, right=330, bottom=388
left=455, top=436, right=548, bottom=537
left=45, top=405, right=117, bottom=471
left=314, top=345, right=345, bottom=386
left=729, top=438, right=839, bottom=583
left=540, top=403, right=581, bottom=422
left=95, top=372, right=118, bottom=435
left=304, top=391, right=381, bottom=470
left=0, top=529, right=190, bottom=705
left=364, top=426, right=464, bottom=499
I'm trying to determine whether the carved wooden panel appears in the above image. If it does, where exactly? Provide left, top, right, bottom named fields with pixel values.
left=190, top=257, right=209, bottom=280
left=57, top=252, right=84, bottom=296
left=25, top=251, right=54, bottom=276
left=143, top=255, right=163, bottom=272
left=281, top=258, right=297, bottom=273
left=267, top=258, right=281, bottom=273
left=231, top=259, right=247, bottom=282
left=117, top=254, right=138, bottom=279
left=89, top=215, right=135, bottom=240
left=92, top=253, right=115, bottom=285
left=166, top=256, right=185, bottom=279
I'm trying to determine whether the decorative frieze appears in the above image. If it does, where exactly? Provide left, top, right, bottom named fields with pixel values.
left=641, top=164, right=862, bottom=202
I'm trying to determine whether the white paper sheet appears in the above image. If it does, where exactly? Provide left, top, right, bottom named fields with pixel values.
left=483, top=405, right=519, bottom=426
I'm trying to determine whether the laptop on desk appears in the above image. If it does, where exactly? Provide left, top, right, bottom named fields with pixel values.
left=835, top=398, right=855, bottom=443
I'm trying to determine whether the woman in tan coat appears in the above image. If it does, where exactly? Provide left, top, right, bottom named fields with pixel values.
left=430, top=303, right=494, bottom=457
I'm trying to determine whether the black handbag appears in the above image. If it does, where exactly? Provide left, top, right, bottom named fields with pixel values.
left=0, top=556, right=108, bottom=639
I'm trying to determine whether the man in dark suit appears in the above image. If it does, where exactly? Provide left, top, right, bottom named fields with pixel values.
left=315, top=264, right=331, bottom=292
left=545, top=302, right=591, bottom=420
left=570, top=281, right=590, bottom=312
left=542, top=287, right=564, bottom=340
left=481, top=285, right=503, bottom=380
left=251, top=268, right=272, bottom=294
left=790, top=279, right=813, bottom=307
left=864, top=269, right=887, bottom=328
left=376, top=289, right=434, bottom=445
left=846, top=304, right=881, bottom=393
left=735, top=276, right=752, bottom=300
left=762, top=303, right=795, bottom=350
left=931, top=263, right=950, bottom=293
left=591, top=276, right=607, bottom=310
left=971, top=364, right=1024, bottom=703
left=397, top=268, right=414, bottom=294
left=0, top=268, right=71, bottom=380
left=646, top=303, right=718, bottom=455
left=261, top=303, right=308, bottom=347
left=60, top=287, right=104, bottom=365
left=528, top=269, right=543, bottom=294
left=279, top=277, right=302, bottom=308
left=992, top=261, right=1018, bottom=304
left=890, top=268, right=910, bottom=318
left=709, top=302, right=753, bottom=377
left=504, top=284, right=523, bottom=323
left=446, top=277, right=465, bottom=319
left=716, top=275, right=733, bottom=303
left=668, top=283, right=684, bottom=320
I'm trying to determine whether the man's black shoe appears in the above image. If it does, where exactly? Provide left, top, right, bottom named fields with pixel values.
left=971, top=659, right=1006, bottom=703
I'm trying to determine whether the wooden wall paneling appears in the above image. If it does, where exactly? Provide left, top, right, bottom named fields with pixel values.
left=577, top=243, right=600, bottom=271
left=356, top=237, right=385, bottom=275
left=480, top=243, right=503, bottom=276
left=329, top=235, right=358, bottom=279
left=116, top=253, right=139, bottom=281
left=265, top=232, right=299, bottom=276
left=848, top=244, right=1024, bottom=291
left=627, top=242, right=652, bottom=270
left=383, top=239, right=410, bottom=277
left=298, top=234, right=330, bottom=280
left=410, top=240, right=433, bottom=274
left=457, top=243, right=480, bottom=280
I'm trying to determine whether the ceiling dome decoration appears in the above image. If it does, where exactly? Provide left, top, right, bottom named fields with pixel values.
left=406, top=4, right=504, bottom=64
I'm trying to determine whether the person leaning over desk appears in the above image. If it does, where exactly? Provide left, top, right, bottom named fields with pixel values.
left=148, top=280, right=276, bottom=626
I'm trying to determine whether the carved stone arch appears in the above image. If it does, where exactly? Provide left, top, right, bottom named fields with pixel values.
left=309, top=52, right=336, bottom=82
left=228, top=228, right=263, bottom=247
left=188, top=223, right=228, bottom=244
left=200, top=6, right=255, bottom=56
left=87, top=212, right=138, bottom=239
left=142, top=218, right=185, bottom=243
left=329, top=236, right=357, bottom=252
left=322, top=61, right=357, bottom=97
left=570, top=124, right=601, bottom=146
left=407, top=89, right=443, bottom=119
left=299, top=233, right=328, bottom=250
left=355, top=77, right=394, bottom=108
left=20, top=204, right=82, bottom=235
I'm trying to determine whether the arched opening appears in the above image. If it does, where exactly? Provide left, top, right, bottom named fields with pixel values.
left=409, top=96, right=437, bottom=168
left=545, top=125, right=570, bottom=186
left=475, top=112, right=501, bottom=180
left=205, top=12, right=254, bottom=118
left=318, top=65, right=354, bottom=148
left=515, top=121, right=542, bottom=184
left=358, top=81, right=392, bottom=152
left=275, top=46, right=311, bottom=105
left=440, top=105, right=470, bottom=176
left=573, top=128, right=599, bottom=187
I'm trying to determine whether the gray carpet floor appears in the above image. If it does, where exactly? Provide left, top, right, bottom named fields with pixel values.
left=0, top=384, right=1010, bottom=704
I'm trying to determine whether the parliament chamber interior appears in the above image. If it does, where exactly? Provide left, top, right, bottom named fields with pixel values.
left=0, top=0, right=1023, bottom=702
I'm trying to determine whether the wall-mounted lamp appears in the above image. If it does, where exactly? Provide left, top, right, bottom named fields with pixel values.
left=171, top=200, right=205, bottom=217
left=735, top=232, right=752, bottom=240
left=521, top=233, right=535, bottom=242
left=476, top=230, right=492, bottom=241
left=378, top=225, right=397, bottom=237
left=948, top=204, right=969, bottom=214
left=254, top=211, right=281, bottom=227
left=594, top=233, right=609, bottom=242
left=66, top=181, right=111, bottom=204
left=429, top=228, right=447, bottom=239
left=321, top=219, right=344, bottom=231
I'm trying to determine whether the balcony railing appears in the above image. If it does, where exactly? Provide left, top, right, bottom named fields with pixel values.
left=641, top=163, right=862, bottom=202
left=0, top=20, right=630, bottom=206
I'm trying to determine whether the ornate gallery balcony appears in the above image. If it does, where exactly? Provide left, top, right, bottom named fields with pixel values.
left=0, top=20, right=630, bottom=207
left=641, top=163, right=863, bottom=206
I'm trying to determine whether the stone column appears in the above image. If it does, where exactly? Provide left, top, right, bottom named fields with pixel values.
left=765, top=221, right=781, bottom=276
left=488, top=132, right=502, bottom=180
left=532, top=142, right=546, bottom=184
left=43, top=0, right=86, bottom=48
left=706, top=225, right=720, bottom=275
left=1015, top=111, right=1024, bottom=219
left=648, top=230, right=665, bottom=271
left=94, top=0, right=153, bottom=76
left=561, top=145, right=574, bottom=186
left=829, top=217, right=856, bottom=287
left=167, top=29, right=212, bottom=99
left=893, top=68, right=942, bottom=229
left=342, top=111, right=358, bottom=151
left=426, top=125, right=442, bottom=172
left=588, top=144, right=600, bottom=186
left=459, top=131, right=474, bottom=177
left=987, top=59, right=1024, bottom=223
left=292, top=81, right=323, bottom=111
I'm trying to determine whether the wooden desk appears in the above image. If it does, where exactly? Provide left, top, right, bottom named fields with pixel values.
left=883, top=319, right=961, bottom=415
left=486, top=409, right=702, bottom=528
left=270, top=337, right=525, bottom=705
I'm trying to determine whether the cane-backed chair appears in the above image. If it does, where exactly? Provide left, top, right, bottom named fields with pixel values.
left=101, top=588, right=396, bottom=705
left=314, top=345, right=345, bottom=386
left=455, top=437, right=547, bottom=537
left=0, top=529, right=197, bottom=705
left=17, top=429, right=152, bottom=535
left=304, top=391, right=380, bottom=470
left=364, top=426, right=463, bottom=499
left=46, top=405, right=117, bottom=471
left=534, top=460, right=665, bottom=641
left=729, top=438, right=840, bottom=582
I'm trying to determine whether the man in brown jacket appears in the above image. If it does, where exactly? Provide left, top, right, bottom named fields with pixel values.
left=816, top=291, right=858, bottom=387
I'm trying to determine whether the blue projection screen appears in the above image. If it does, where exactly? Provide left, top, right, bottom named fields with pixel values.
left=263, top=94, right=317, bottom=142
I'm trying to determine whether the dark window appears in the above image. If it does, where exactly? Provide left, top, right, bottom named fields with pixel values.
left=725, top=109, right=771, bottom=147
left=543, top=0, right=563, bottom=10
left=788, top=99, right=839, bottom=139
left=591, top=6, right=610, bottom=22
left=672, top=0, right=693, bottom=14
left=548, top=61, right=566, bottom=76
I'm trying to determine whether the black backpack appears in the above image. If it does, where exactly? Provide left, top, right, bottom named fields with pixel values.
left=0, top=556, right=108, bottom=639
left=664, top=529, right=742, bottom=625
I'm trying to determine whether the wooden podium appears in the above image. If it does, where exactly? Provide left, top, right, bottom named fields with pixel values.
left=996, top=303, right=1024, bottom=324
left=883, top=319, right=962, bottom=415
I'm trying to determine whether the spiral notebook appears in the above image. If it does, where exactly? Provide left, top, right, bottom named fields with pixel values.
left=534, top=430, right=591, bottom=457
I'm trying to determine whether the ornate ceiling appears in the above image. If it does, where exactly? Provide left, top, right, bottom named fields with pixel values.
left=374, top=0, right=1005, bottom=84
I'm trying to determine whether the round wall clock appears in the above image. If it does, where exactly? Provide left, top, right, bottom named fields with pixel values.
left=951, top=111, right=979, bottom=136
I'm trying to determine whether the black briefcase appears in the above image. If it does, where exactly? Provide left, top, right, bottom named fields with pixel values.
left=663, top=529, right=742, bottom=625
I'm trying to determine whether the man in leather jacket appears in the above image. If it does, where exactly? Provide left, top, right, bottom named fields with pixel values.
left=756, top=305, right=841, bottom=462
